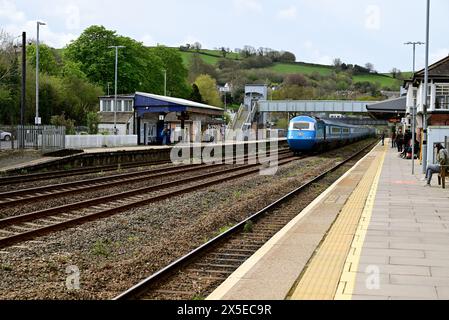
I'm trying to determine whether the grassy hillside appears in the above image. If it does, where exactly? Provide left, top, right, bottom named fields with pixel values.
left=270, top=62, right=334, bottom=76
left=179, top=48, right=403, bottom=89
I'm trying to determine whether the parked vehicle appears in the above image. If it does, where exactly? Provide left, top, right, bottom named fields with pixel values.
left=0, top=130, right=12, bottom=141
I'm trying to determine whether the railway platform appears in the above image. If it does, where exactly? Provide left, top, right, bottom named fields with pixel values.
left=208, top=140, right=449, bottom=300
left=0, top=138, right=287, bottom=175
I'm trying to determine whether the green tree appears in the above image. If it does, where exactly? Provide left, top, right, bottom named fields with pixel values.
left=51, top=113, right=76, bottom=135
left=149, top=46, right=190, bottom=98
left=87, top=111, right=100, bottom=134
left=65, top=25, right=164, bottom=94
left=190, top=84, right=203, bottom=103
left=194, top=75, right=222, bottom=107
left=27, top=44, right=61, bottom=76
left=188, top=53, right=218, bottom=82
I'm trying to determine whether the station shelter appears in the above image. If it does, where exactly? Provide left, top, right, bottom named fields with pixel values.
left=133, top=92, right=224, bottom=145
left=366, top=96, right=407, bottom=133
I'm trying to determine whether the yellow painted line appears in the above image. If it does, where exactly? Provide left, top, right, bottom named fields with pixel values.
left=335, top=145, right=387, bottom=300
left=207, top=143, right=381, bottom=301
left=290, top=144, right=387, bottom=300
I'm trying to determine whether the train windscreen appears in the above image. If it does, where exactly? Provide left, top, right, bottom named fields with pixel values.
left=290, top=122, right=314, bottom=131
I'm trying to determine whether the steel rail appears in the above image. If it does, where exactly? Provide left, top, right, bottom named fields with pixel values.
left=0, top=155, right=299, bottom=249
left=114, top=141, right=378, bottom=300
left=0, top=150, right=292, bottom=208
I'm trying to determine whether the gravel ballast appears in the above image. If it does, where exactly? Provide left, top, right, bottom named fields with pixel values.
left=0, top=140, right=375, bottom=300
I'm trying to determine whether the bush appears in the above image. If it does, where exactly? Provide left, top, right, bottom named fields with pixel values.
left=87, top=111, right=100, bottom=134
left=50, top=114, right=76, bottom=135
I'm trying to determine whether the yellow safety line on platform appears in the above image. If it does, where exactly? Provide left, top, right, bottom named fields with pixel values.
left=335, top=145, right=387, bottom=300
left=290, top=144, right=387, bottom=300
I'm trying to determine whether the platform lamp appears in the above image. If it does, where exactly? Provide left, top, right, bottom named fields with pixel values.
left=36, top=21, right=46, bottom=126
left=405, top=41, right=425, bottom=175
left=108, top=45, right=125, bottom=135
left=422, top=0, right=431, bottom=174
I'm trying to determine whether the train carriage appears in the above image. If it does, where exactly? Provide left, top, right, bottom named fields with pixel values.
left=287, top=116, right=375, bottom=153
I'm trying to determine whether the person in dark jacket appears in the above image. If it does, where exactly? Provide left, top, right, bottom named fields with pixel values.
left=392, top=131, right=397, bottom=148
left=396, top=132, right=404, bottom=153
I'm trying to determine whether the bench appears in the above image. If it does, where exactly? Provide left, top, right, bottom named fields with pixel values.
left=438, top=165, right=449, bottom=189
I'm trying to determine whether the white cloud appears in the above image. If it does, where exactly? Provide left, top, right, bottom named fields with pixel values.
left=65, top=5, right=81, bottom=30
left=277, top=6, right=297, bottom=20
left=0, top=0, right=26, bottom=23
left=233, top=0, right=262, bottom=15
left=302, top=41, right=333, bottom=65
left=140, top=34, right=155, bottom=46
left=365, top=5, right=381, bottom=31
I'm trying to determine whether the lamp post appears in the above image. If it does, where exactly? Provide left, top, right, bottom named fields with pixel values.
left=108, top=45, right=125, bottom=135
left=422, top=0, right=431, bottom=174
left=36, top=21, right=46, bottom=126
left=163, top=69, right=167, bottom=96
left=405, top=41, right=424, bottom=175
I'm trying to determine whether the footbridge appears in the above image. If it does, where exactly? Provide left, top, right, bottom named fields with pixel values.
left=258, top=100, right=379, bottom=114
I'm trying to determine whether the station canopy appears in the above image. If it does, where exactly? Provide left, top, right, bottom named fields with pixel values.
left=366, top=96, right=406, bottom=122
left=134, top=92, right=223, bottom=117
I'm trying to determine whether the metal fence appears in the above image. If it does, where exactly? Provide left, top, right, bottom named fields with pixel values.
left=0, top=125, right=66, bottom=153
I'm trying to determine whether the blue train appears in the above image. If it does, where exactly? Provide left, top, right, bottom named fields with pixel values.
left=287, top=116, right=375, bottom=153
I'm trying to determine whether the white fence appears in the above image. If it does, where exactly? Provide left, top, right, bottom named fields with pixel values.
left=65, top=135, right=138, bottom=149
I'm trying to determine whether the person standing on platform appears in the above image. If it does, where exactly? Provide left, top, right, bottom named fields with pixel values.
left=425, top=144, right=449, bottom=187
left=396, top=131, right=404, bottom=153
left=392, top=131, right=397, bottom=148
left=381, top=131, right=385, bottom=146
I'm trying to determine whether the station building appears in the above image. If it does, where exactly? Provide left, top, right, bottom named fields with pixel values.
left=404, top=55, right=449, bottom=136
left=99, top=92, right=224, bottom=145
left=98, top=94, right=135, bottom=135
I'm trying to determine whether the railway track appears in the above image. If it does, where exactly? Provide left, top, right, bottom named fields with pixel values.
left=0, top=149, right=292, bottom=208
left=1, top=145, right=290, bottom=186
left=0, top=152, right=299, bottom=249
left=114, top=141, right=378, bottom=300
left=0, top=159, right=172, bottom=186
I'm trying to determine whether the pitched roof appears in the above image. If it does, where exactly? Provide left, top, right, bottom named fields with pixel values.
left=414, top=55, right=449, bottom=79
left=134, top=92, right=223, bottom=113
left=366, top=96, right=406, bottom=113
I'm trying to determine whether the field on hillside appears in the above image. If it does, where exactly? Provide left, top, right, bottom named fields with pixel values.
left=179, top=48, right=402, bottom=89
left=269, top=62, right=334, bottom=76
left=353, top=74, right=401, bottom=87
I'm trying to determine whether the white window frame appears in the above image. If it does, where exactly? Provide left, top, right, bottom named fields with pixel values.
left=435, top=84, right=449, bottom=110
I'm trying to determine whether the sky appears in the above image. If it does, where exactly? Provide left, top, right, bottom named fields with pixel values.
left=1, top=0, right=448, bottom=72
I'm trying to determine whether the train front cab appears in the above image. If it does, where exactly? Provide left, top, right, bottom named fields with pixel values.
left=287, top=119, right=317, bottom=153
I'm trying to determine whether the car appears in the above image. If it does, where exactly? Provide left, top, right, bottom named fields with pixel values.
left=0, top=130, right=12, bottom=141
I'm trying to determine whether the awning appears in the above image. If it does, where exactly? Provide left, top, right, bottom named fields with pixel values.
left=366, top=96, right=406, bottom=121
left=134, top=92, right=224, bottom=117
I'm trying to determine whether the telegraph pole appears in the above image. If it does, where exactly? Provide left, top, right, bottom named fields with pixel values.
left=21, top=32, right=26, bottom=127
left=405, top=41, right=424, bottom=174
left=422, top=0, right=430, bottom=174
left=36, top=21, right=46, bottom=125
left=108, top=46, right=125, bottom=135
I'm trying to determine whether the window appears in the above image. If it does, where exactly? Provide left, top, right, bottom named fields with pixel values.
left=342, top=128, right=350, bottom=135
left=124, top=100, right=133, bottom=112
left=290, top=122, right=313, bottom=131
left=436, top=84, right=449, bottom=110
left=413, top=89, right=418, bottom=107
left=114, top=100, right=122, bottom=112
left=331, top=127, right=341, bottom=135
left=103, top=100, right=112, bottom=112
